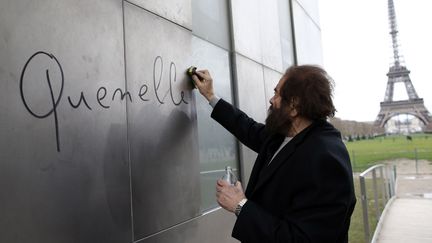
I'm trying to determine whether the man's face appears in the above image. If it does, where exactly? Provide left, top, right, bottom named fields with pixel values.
left=266, top=77, right=294, bottom=135
left=269, top=77, right=285, bottom=110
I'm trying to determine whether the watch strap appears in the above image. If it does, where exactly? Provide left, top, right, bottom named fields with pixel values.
left=234, top=199, right=247, bottom=216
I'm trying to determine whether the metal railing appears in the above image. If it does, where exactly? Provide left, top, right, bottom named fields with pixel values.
left=359, top=164, right=397, bottom=242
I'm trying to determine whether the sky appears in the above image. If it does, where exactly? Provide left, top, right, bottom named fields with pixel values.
left=319, top=0, right=432, bottom=122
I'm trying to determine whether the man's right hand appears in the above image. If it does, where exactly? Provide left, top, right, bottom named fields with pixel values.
left=192, top=69, right=215, bottom=102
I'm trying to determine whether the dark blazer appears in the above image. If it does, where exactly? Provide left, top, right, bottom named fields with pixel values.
left=211, top=99, right=356, bottom=243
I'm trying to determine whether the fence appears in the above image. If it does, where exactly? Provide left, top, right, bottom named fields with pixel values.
left=359, top=164, right=397, bottom=243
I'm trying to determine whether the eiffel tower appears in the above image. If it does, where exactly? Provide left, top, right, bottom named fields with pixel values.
left=375, top=0, right=432, bottom=130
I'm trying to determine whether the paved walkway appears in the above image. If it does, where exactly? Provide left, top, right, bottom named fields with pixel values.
left=374, top=172, right=432, bottom=243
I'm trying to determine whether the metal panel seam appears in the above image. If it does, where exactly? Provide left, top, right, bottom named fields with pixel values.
left=133, top=208, right=224, bottom=243
left=124, top=0, right=192, bottom=31
left=293, top=0, right=321, bottom=30
left=289, top=0, right=298, bottom=66
left=122, top=1, right=135, bottom=241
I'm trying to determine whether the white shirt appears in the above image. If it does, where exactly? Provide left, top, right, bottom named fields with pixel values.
left=268, top=137, right=292, bottom=165
left=209, top=96, right=221, bottom=108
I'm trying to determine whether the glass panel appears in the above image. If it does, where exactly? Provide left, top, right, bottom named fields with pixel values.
left=191, top=37, right=238, bottom=211
left=263, top=67, right=283, bottom=110
left=235, top=54, right=267, bottom=123
left=231, top=0, right=293, bottom=71
left=293, top=1, right=323, bottom=65
left=192, top=0, right=230, bottom=50
left=127, top=0, right=192, bottom=29
left=234, top=54, right=267, bottom=185
left=278, top=0, right=296, bottom=69
left=231, top=0, right=262, bottom=63
left=294, top=0, right=320, bottom=26
left=136, top=209, right=237, bottom=243
left=260, top=0, right=284, bottom=72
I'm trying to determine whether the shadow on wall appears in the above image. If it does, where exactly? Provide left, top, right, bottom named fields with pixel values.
left=129, top=104, right=201, bottom=238
left=103, top=123, right=132, bottom=236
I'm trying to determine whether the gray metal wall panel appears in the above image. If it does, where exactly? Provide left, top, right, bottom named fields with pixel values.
left=293, top=1, right=323, bottom=65
left=294, top=0, right=321, bottom=26
left=263, top=67, right=283, bottom=110
left=235, top=54, right=267, bottom=123
left=136, top=209, right=238, bottom=243
left=231, top=0, right=262, bottom=63
left=231, top=0, right=284, bottom=72
left=234, top=54, right=266, bottom=186
left=123, top=3, right=200, bottom=240
left=127, top=0, right=192, bottom=29
left=260, top=0, right=284, bottom=72
left=192, top=0, right=231, bottom=50
left=238, top=145, right=257, bottom=188
left=278, top=0, right=296, bottom=70
left=191, top=36, right=238, bottom=211
left=0, top=0, right=132, bottom=242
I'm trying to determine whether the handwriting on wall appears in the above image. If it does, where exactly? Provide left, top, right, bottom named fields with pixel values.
left=19, top=51, right=189, bottom=152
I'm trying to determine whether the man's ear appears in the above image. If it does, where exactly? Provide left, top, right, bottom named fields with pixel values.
left=289, top=97, right=299, bottom=117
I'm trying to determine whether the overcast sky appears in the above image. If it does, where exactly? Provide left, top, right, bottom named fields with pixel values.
left=319, top=0, right=432, bottom=122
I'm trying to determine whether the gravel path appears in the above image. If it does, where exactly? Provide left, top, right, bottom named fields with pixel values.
left=384, top=159, right=432, bottom=175
left=382, top=159, right=432, bottom=198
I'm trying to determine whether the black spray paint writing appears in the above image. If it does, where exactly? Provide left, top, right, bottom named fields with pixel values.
left=20, top=51, right=64, bottom=152
left=19, top=51, right=189, bottom=152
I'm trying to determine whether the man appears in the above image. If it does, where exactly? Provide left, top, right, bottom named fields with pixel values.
left=191, top=65, right=356, bottom=243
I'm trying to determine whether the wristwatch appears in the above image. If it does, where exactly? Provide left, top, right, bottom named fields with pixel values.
left=234, top=198, right=248, bottom=216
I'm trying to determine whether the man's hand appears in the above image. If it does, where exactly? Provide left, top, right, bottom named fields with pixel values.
left=191, top=70, right=215, bottom=101
left=216, top=179, right=246, bottom=213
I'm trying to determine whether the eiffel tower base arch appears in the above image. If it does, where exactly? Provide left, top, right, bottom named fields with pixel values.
left=375, top=99, right=432, bottom=132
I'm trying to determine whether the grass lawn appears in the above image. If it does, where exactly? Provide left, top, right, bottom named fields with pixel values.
left=347, top=134, right=432, bottom=242
left=345, top=133, right=432, bottom=172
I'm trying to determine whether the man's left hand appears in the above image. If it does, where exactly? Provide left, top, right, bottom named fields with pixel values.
left=216, top=180, right=246, bottom=213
